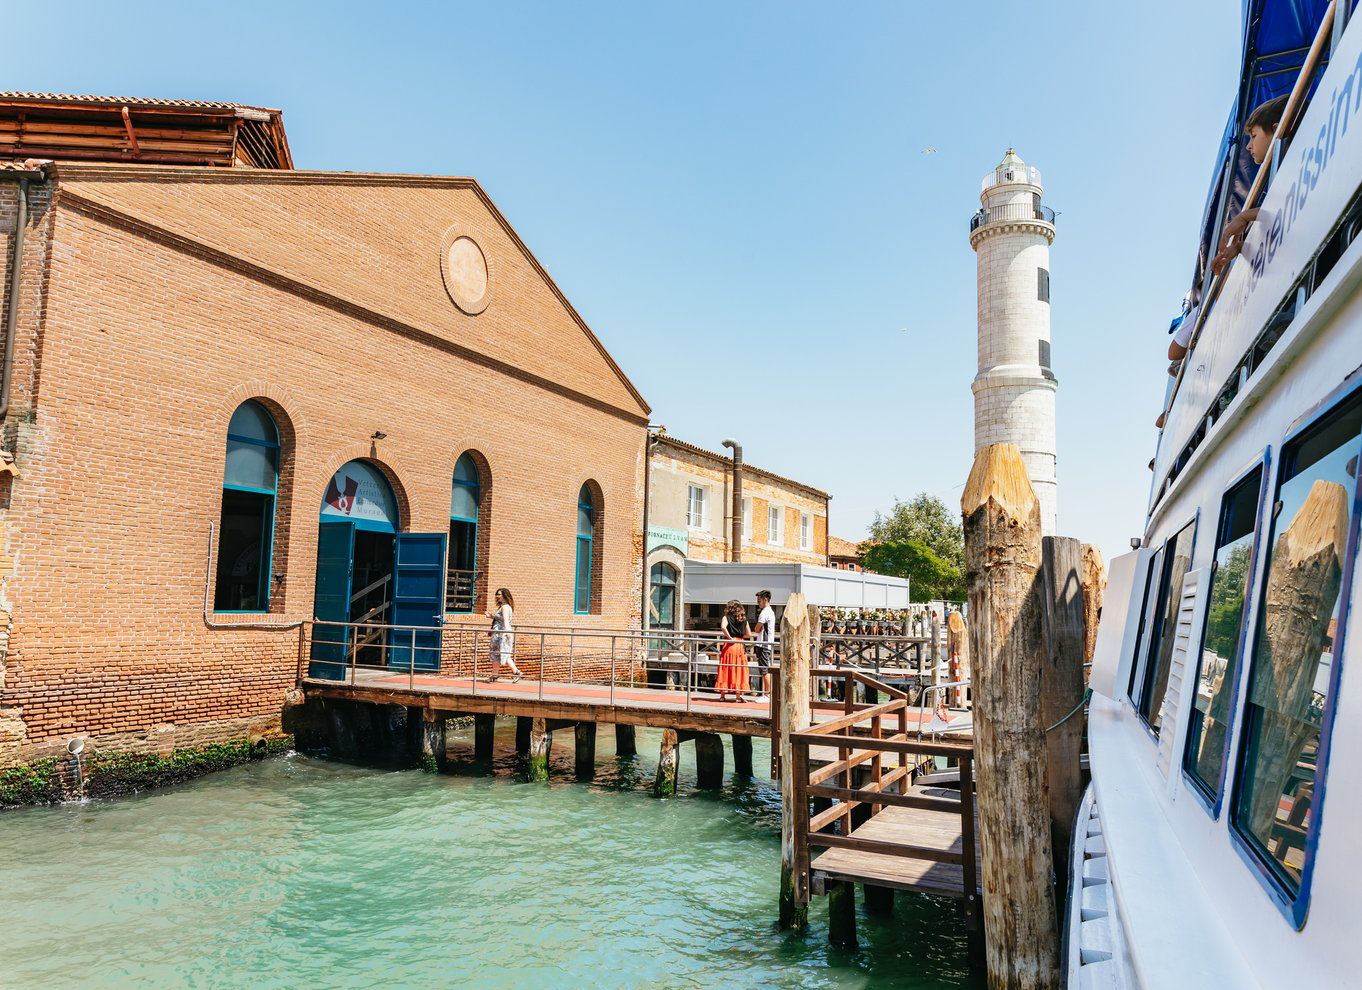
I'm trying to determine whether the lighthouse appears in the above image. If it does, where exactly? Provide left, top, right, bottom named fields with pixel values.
left=969, top=149, right=1058, bottom=534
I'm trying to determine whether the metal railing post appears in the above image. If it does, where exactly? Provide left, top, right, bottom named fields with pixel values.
left=409, top=627, right=416, bottom=691
left=539, top=632, right=545, bottom=700
left=569, top=629, right=576, bottom=684
left=609, top=634, right=616, bottom=706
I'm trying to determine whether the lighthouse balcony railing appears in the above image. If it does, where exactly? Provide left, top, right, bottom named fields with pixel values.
left=969, top=203, right=1056, bottom=233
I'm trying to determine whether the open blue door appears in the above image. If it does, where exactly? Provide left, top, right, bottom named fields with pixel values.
left=310, top=521, right=356, bottom=679
left=390, top=532, right=446, bottom=674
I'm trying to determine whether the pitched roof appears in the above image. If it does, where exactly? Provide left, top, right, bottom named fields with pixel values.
left=653, top=434, right=829, bottom=499
left=48, top=162, right=649, bottom=420
left=0, top=93, right=281, bottom=112
left=828, top=535, right=863, bottom=558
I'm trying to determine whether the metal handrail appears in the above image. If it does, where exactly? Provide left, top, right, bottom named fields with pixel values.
left=969, top=202, right=1057, bottom=233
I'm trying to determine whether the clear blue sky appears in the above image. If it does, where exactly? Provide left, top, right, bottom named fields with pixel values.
left=7, top=0, right=1241, bottom=563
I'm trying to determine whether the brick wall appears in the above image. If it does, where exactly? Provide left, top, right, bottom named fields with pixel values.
left=0, top=167, right=648, bottom=763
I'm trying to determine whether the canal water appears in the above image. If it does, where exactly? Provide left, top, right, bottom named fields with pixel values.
left=2, top=721, right=980, bottom=989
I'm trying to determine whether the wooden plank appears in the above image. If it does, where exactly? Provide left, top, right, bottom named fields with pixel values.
left=808, top=782, right=958, bottom=814
left=792, top=731, right=973, bottom=758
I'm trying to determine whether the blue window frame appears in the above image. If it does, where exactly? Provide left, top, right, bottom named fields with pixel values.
left=1184, top=457, right=1268, bottom=809
left=575, top=484, right=596, bottom=614
left=447, top=453, right=481, bottom=613
left=1133, top=519, right=1197, bottom=735
left=1231, top=390, right=1362, bottom=924
left=215, top=400, right=279, bottom=612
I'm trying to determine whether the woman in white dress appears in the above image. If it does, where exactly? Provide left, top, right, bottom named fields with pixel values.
left=488, top=587, right=522, bottom=683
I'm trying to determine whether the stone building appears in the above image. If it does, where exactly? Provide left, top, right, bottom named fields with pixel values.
left=644, top=434, right=828, bottom=634
left=0, top=94, right=649, bottom=766
left=968, top=149, right=1059, bottom=534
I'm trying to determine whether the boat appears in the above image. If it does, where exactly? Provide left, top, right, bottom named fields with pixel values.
left=1071, top=0, right=1362, bottom=985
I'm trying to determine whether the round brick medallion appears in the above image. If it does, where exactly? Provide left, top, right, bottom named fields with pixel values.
left=441, top=230, right=490, bottom=315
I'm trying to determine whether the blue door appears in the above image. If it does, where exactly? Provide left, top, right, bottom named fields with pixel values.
left=310, top=521, right=356, bottom=679
left=390, top=532, right=446, bottom=674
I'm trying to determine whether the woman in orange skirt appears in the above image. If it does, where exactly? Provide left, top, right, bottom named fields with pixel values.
left=714, top=599, right=752, bottom=702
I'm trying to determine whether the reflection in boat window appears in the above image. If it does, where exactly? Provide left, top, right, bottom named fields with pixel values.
left=1234, top=394, right=1362, bottom=898
left=1137, top=522, right=1196, bottom=735
left=1185, top=465, right=1262, bottom=802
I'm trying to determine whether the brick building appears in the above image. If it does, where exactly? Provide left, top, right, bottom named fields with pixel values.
left=0, top=94, right=649, bottom=765
left=644, top=434, right=828, bottom=634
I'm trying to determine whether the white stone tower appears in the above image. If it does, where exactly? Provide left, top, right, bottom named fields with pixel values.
left=969, top=149, right=1058, bottom=534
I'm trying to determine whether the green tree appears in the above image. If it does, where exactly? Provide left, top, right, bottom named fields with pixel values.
left=860, top=539, right=966, bottom=602
left=867, top=493, right=964, bottom=572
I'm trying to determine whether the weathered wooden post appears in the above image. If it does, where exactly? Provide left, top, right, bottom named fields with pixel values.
left=474, top=713, right=495, bottom=761
left=732, top=734, right=754, bottom=778
left=419, top=711, right=448, bottom=772
left=1080, top=544, right=1106, bottom=672
left=653, top=728, right=679, bottom=797
left=695, top=733, right=724, bottom=788
left=828, top=880, right=858, bottom=948
left=778, top=592, right=813, bottom=932
left=527, top=717, right=551, bottom=782
left=615, top=724, right=637, bottom=757
left=574, top=722, right=597, bottom=779
left=1040, top=536, right=1087, bottom=909
left=961, top=443, right=1060, bottom=988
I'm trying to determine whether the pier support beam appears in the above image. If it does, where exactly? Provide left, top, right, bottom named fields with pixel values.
left=527, top=718, right=551, bottom=782
left=779, top=593, right=814, bottom=933
left=474, top=714, right=496, bottom=761
left=731, top=734, right=753, bottom=778
left=694, top=733, right=724, bottom=789
left=574, top=722, right=597, bottom=779
left=516, top=716, right=532, bottom=756
left=962, top=443, right=1059, bottom=987
left=653, top=728, right=679, bottom=797
left=420, top=712, right=447, bottom=773
left=864, top=884, right=894, bottom=916
left=615, top=723, right=637, bottom=757
left=827, top=880, right=858, bottom=948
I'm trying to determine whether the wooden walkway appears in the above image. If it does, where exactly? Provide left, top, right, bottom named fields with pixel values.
left=811, top=785, right=980, bottom=898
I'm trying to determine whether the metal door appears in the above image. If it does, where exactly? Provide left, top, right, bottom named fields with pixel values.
left=390, top=532, right=446, bottom=673
left=309, top=521, right=356, bottom=679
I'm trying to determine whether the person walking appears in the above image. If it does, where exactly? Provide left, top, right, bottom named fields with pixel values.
left=752, top=590, right=776, bottom=701
left=714, top=599, right=751, bottom=702
left=488, top=587, right=522, bottom=683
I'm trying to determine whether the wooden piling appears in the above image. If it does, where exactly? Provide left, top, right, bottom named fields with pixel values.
left=778, top=592, right=814, bottom=933
left=695, top=733, right=724, bottom=789
left=827, top=880, right=858, bottom=948
left=732, top=734, right=754, bottom=778
left=420, top=711, right=448, bottom=772
left=1041, top=535, right=1088, bottom=904
left=528, top=717, right=551, bottom=782
left=515, top=715, right=531, bottom=755
left=475, top=713, right=495, bottom=761
left=961, top=443, right=1060, bottom=988
left=574, top=722, right=597, bottom=779
left=1080, top=544, right=1106, bottom=672
left=615, top=723, right=637, bottom=757
left=653, top=728, right=679, bottom=797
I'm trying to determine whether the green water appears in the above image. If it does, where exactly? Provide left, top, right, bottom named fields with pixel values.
left=1, top=722, right=979, bottom=989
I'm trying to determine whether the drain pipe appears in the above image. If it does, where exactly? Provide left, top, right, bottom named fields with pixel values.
left=722, top=438, right=743, bottom=563
left=1, top=169, right=43, bottom=421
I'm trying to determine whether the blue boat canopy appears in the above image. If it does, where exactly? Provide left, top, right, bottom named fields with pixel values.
left=1186, top=0, right=1344, bottom=303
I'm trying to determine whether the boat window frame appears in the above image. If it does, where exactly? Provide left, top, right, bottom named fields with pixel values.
left=1125, top=546, right=1166, bottom=708
left=1181, top=448, right=1273, bottom=816
left=1226, top=379, right=1362, bottom=929
left=1128, top=514, right=1200, bottom=738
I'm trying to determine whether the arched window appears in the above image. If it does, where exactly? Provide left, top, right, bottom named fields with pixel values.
left=649, top=562, right=678, bottom=630
left=447, top=453, right=480, bottom=612
left=216, top=400, right=279, bottom=611
left=575, top=483, right=597, bottom=614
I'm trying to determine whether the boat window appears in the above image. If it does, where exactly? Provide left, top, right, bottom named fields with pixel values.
left=1233, top=393, right=1362, bottom=900
left=1185, top=465, right=1263, bottom=802
left=1126, top=546, right=1164, bottom=703
left=1135, top=520, right=1196, bottom=735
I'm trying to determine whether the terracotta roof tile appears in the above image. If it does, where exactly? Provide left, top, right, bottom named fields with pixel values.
left=0, top=93, right=281, bottom=114
left=828, top=536, right=863, bottom=557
